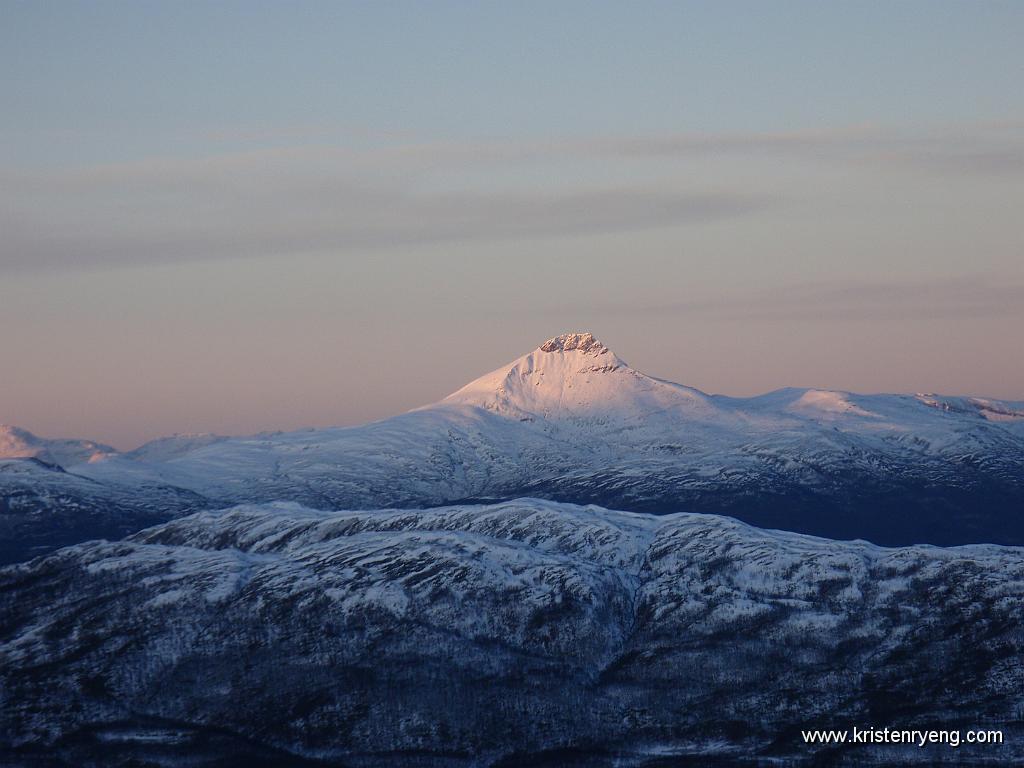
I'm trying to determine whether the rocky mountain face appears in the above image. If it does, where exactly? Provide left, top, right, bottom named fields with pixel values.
left=2, top=499, right=1022, bottom=766
left=3, top=333, right=1024, bottom=562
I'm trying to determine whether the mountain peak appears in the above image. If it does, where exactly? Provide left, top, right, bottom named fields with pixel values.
left=0, top=424, right=44, bottom=456
left=441, top=331, right=719, bottom=422
left=538, top=332, right=609, bottom=356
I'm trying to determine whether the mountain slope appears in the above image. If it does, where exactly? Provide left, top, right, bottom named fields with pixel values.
left=2, top=498, right=1022, bottom=766
left=3, top=332, right=1024, bottom=561
left=0, top=458, right=209, bottom=565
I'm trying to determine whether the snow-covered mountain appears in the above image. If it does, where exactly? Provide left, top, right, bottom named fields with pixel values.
left=442, top=331, right=718, bottom=422
left=3, top=498, right=1022, bottom=765
left=2, top=332, right=1023, bottom=562
left=0, top=425, right=114, bottom=467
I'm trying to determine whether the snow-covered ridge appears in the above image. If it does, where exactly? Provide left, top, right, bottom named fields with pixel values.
left=0, top=424, right=115, bottom=466
left=3, top=498, right=1023, bottom=764
left=9, top=332, right=1024, bottom=459
left=123, top=433, right=226, bottom=461
left=917, top=393, right=1024, bottom=423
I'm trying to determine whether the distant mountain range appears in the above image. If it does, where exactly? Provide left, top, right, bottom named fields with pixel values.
left=3, top=332, right=1023, bottom=562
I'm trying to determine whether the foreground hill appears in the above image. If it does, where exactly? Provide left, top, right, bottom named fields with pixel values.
left=2, top=499, right=1021, bottom=766
left=3, top=332, right=1024, bottom=561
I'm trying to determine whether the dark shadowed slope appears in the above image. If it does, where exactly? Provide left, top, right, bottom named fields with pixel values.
left=2, top=499, right=1022, bottom=766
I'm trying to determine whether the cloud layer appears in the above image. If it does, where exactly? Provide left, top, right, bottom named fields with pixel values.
left=3, top=122, right=1022, bottom=273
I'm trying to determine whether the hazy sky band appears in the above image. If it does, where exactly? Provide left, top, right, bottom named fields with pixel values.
left=1, top=2, right=1022, bottom=447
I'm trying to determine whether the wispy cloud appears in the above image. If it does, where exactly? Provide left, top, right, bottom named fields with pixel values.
left=2, top=121, right=1022, bottom=273
left=0, top=144, right=772, bottom=273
